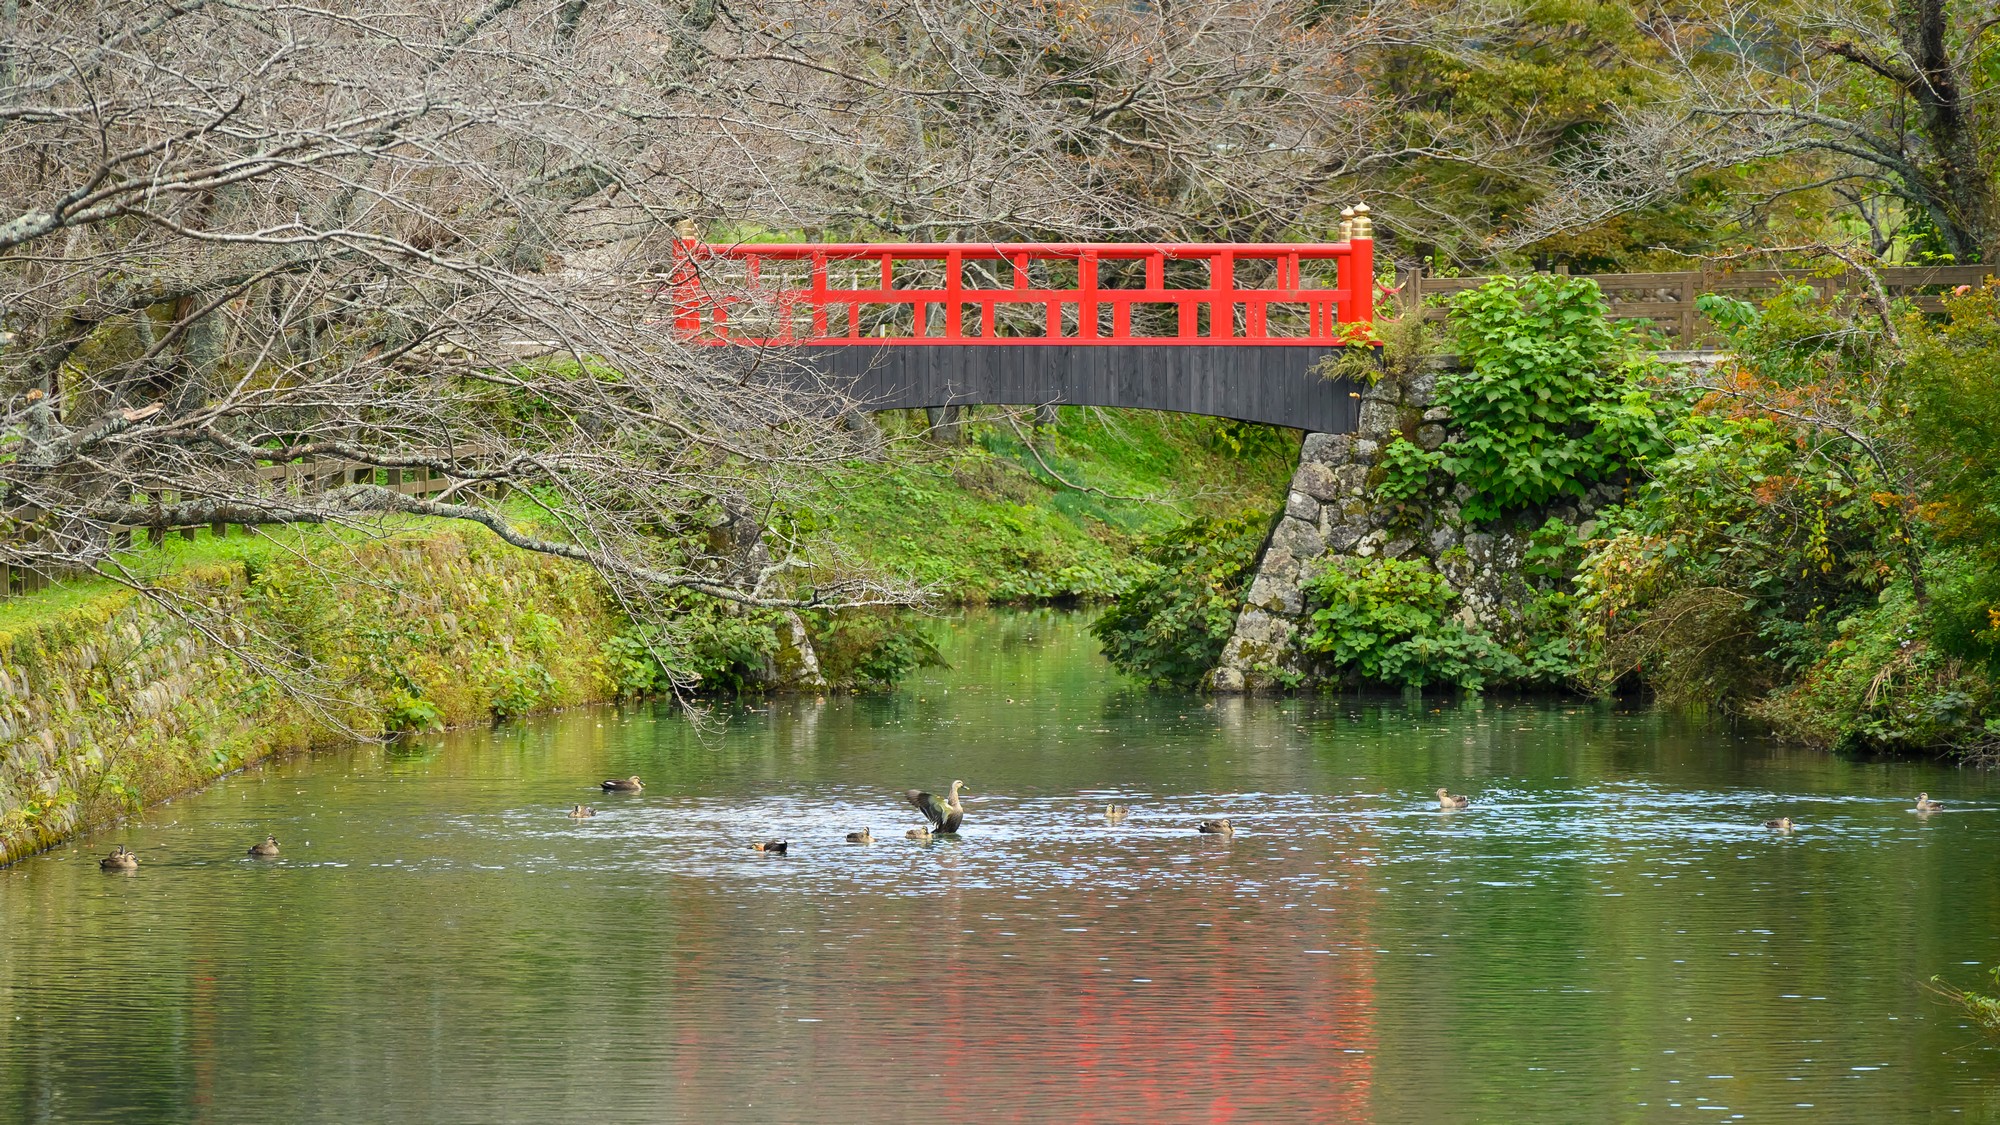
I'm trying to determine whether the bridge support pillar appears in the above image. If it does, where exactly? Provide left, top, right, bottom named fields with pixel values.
left=1207, top=367, right=1431, bottom=692
left=1206, top=353, right=1654, bottom=692
left=924, top=405, right=966, bottom=446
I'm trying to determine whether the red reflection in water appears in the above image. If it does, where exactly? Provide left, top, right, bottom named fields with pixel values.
left=659, top=832, right=1376, bottom=1122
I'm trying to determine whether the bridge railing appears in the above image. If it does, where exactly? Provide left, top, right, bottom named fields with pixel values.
left=664, top=231, right=1375, bottom=346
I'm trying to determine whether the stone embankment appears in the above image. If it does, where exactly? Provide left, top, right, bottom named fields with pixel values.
left=0, top=535, right=635, bottom=865
left=1208, top=364, right=1626, bottom=692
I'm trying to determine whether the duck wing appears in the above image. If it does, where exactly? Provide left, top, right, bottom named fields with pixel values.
left=940, top=808, right=964, bottom=834
left=905, top=788, right=947, bottom=830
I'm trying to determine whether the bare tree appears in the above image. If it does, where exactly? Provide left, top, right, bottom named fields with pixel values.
left=1, top=0, right=935, bottom=666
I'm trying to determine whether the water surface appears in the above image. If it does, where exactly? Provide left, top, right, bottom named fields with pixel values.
left=5, top=610, right=1999, bottom=1122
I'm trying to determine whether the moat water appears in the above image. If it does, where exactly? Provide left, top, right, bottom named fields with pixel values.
left=5, top=610, right=1999, bottom=1122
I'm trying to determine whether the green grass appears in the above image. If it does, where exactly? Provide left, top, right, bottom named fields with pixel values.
left=0, top=511, right=518, bottom=638
left=799, top=407, right=1297, bottom=602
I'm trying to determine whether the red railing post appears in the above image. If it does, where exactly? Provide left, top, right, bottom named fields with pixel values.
left=946, top=250, right=963, bottom=340
left=1349, top=205, right=1375, bottom=326
left=670, top=223, right=703, bottom=336
left=812, top=251, right=828, bottom=338
left=1080, top=252, right=1098, bottom=340
left=1210, top=251, right=1234, bottom=339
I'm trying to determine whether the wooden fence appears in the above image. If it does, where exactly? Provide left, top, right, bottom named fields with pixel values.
left=3, top=459, right=464, bottom=599
left=1400, top=264, right=1991, bottom=348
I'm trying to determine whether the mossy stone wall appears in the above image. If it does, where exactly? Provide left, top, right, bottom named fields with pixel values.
left=0, top=532, right=622, bottom=865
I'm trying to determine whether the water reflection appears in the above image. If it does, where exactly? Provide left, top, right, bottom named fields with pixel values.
left=2, top=609, right=1998, bottom=1122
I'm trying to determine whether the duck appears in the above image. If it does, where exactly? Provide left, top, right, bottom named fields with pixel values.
left=1105, top=804, right=1129, bottom=823
left=567, top=805, right=597, bottom=818
left=906, top=780, right=969, bottom=834
left=1196, top=819, right=1234, bottom=836
left=1915, top=792, right=1944, bottom=812
left=1436, top=788, right=1470, bottom=810
left=248, top=835, right=280, bottom=857
left=906, top=826, right=933, bottom=841
left=600, top=776, right=644, bottom=792
left=846, top=828, right=873, bottom=844
left=751, top=839, right=789, bottom=855
left=1765, top=816, right=1795, bottom=832
left=100, top=845, right=138, bottom=871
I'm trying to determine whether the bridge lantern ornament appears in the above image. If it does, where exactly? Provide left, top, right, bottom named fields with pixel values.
left=663, top=207, right=1377, bottom=432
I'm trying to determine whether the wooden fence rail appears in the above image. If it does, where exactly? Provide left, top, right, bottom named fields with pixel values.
left=1400, top=264, right=1992, bottom=348
left=2, top=460, right=465, bottom=599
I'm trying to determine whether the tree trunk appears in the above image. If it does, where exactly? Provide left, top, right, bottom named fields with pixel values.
left=1901, top=0, right=1998, bottom=261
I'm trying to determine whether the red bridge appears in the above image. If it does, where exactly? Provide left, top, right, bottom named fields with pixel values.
left=666, top=212, right=1376, bottom=432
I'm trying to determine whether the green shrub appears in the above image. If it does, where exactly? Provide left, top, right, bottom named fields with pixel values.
left=490, top=663, right=556, bottom=718
left=1298, top=557, right=1522, bottom=690
left=603, top=596, right=785, bottom=696
left=1092, top=513, right=1271, bottom=686
left=1373, top=436, right=1443, bottom=505
left=1439, top=274, right=1671, bottom=520
left=1522, top=516, right=1582, bottom=580
left=1927, top=551, right=2000, bottom=669
left=804, top=608, right=946, bottom=689
left=1755, top=587, right=1998, bottom=756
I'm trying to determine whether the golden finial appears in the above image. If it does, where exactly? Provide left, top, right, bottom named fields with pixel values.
left=1351, top=202, right=1372, bottom=240
left=1339, top=206, right=1355, bottom=241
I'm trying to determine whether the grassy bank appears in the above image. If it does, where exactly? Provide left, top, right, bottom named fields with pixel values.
left=804, top=407, right=1297, bottom=603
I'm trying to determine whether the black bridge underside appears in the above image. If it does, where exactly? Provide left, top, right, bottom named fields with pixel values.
left=798, top=344, right=1363, bottom=433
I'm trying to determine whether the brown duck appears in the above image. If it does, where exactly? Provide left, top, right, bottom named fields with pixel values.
left=845, top=828, right=873, bottom=844
left=248, top=835, right=280, bottom=857
left=1196, top=819, right=1234, bottom=836
left=1765, top=816, right=1795, bottom=832
left=567, top=805, right=596, bottom=818
left=751, top=840, right=789, bottom=855
left=100, top=845, right=138, bottom=871
left=905, top=780, right=969, bottom=834
left=600, top=776, right=644, bottom=792
left=1915, top=793, right=1943, bottom=812
left=906, top=826, right=933, bottom=841
left=1104, top=804, right=1130, bottom=823
left=1436, top=788, right=1471, bottom=810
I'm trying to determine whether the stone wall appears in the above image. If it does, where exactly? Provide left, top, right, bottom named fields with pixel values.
left=0, top=535, right=635, bottom=865
left=1207, top=364, right=1625, bottom=692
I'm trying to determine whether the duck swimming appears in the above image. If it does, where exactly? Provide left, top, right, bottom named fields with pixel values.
left=600, top=776, right=644, bottom=792
left=751, top=840, right=789, bottom=855
left=1196, top=819, right=1233, bottom=836
left=1436, top=788, right=1470, bottom=810
left=1765, top=816, right=1795, bottom=832
left=567, top=805, right=596, bottom=818
left=845, top=828, right=873, bottom=844
left=1105, top=805, right=1129, bottom=823
left=248, top=835, right=279, bottom=857
left=100, top=845, right=138, bottom=871
left=906, top=826, right=933, bottom=841
left=1915, top=792, right=1944, bottom=812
